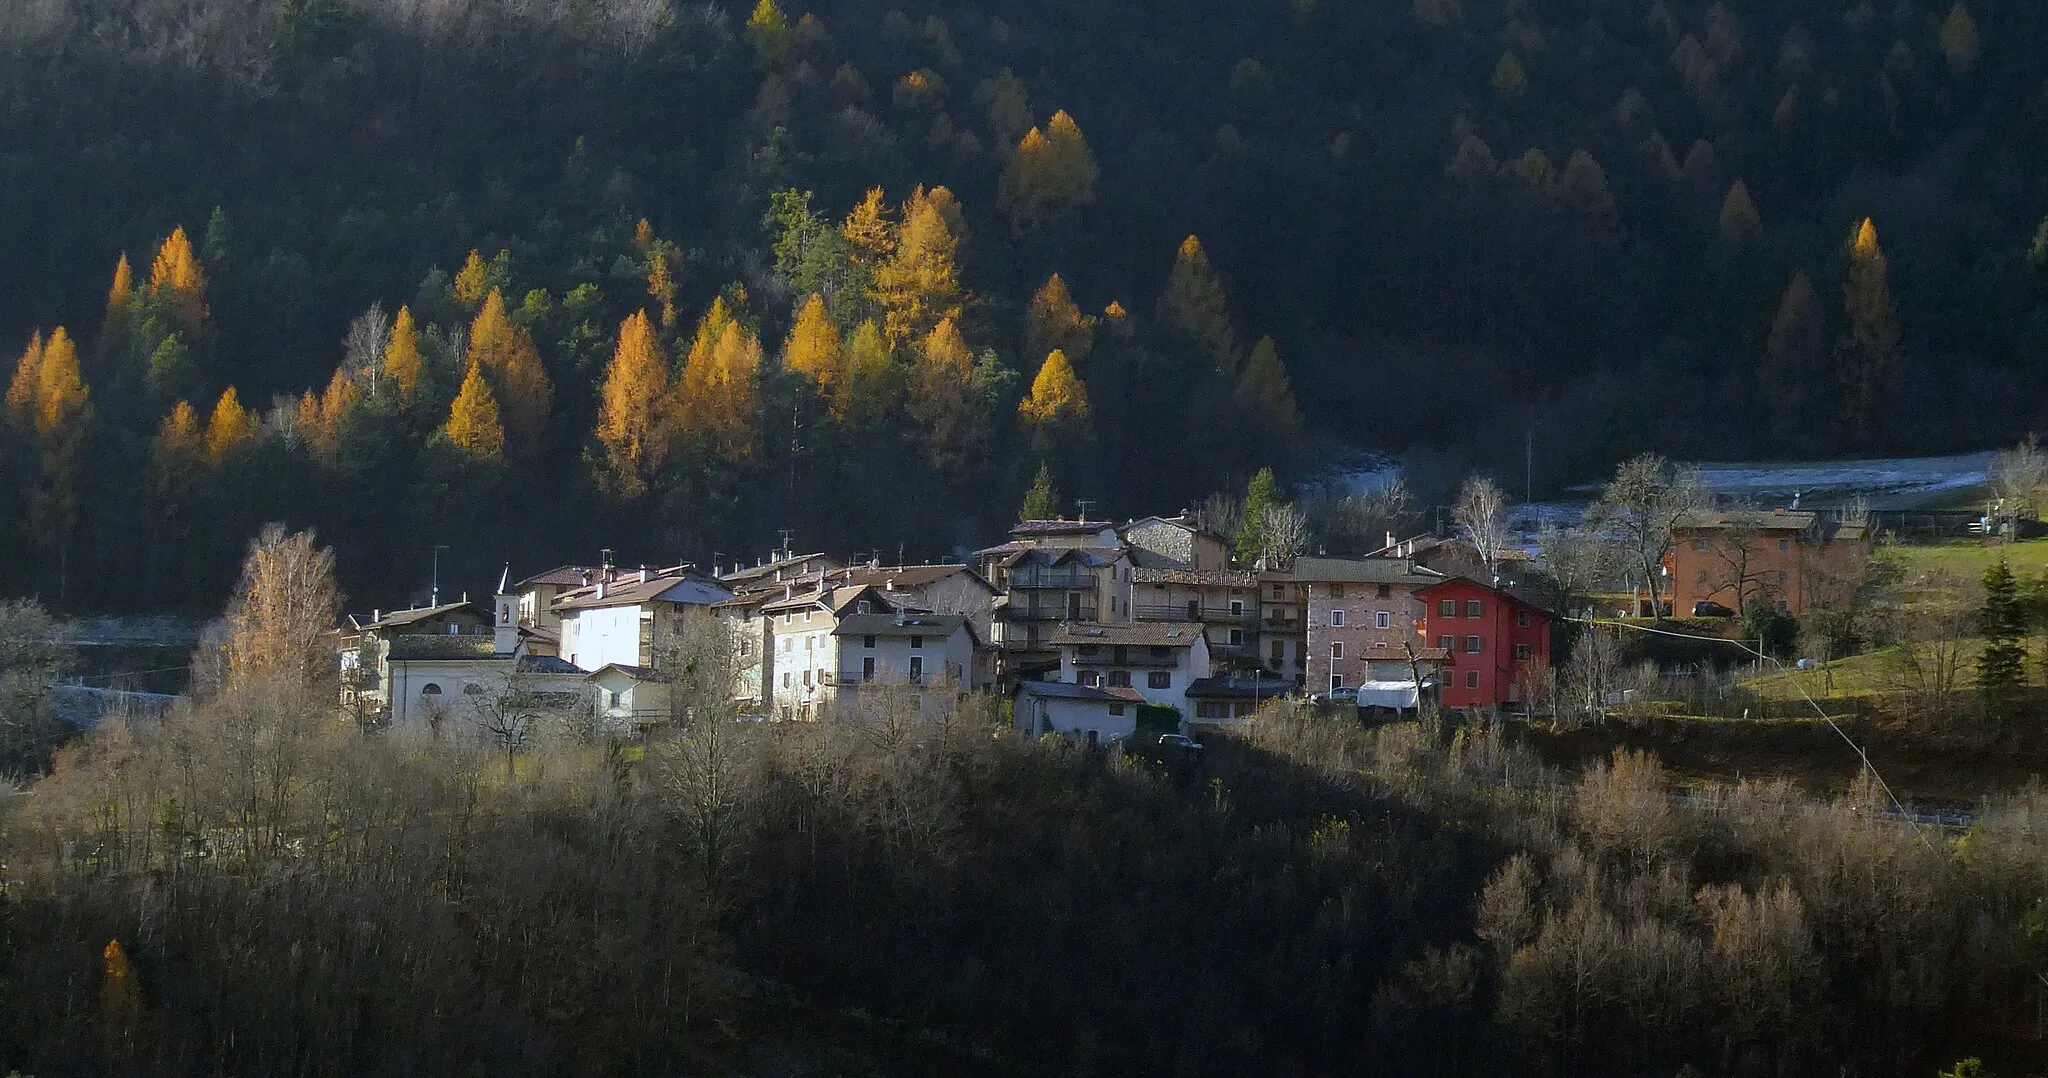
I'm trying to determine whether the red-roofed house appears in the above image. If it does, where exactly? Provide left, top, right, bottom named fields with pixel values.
left=1415, top=578, right=1552, bottom=711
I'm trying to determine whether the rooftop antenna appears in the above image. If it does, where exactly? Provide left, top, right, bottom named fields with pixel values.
left=1075, top=498, right=1096, bottom=520
left=777, top=529, right=795, bottom=559
left=712, top=551, right=725, bottom=576
left=430, top=545, right=450, bottom=607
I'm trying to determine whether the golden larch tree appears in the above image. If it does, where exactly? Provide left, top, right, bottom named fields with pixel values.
left=648, top=250, right=679, bottom=329
left=1018, top=349, right=1091, bottom=427
left=1026, top=273, right=1095, bottom=367
left=834, top=319, right=898, bottom=424
left=1719, top=180, right=1762, bottom=247
left=1235, top=336, right=1304, bottom=440
left=103, top=253, right=136, bottom=351
left=29, top=327, right=89, bottom=440
left=310, top=368, right=360, bottom=461
left=466, top=289, right=553, bottom=457
left=1159, top=235, right=1238, bottom=373
left=296, top=391, right=322, bottom=445
left=1492, top=50, right=1529, bottom=98
left=675, top=296, right=735, bottom=434
left=1836, top=218, right=1901, bottom=438
left=982, top=69, right=1033, bottom=142
left=635, top=217, right=655, bottom=252
left=596, top=310, right=671, bottom=496
left=875, top=190, right=964, bottom=347
left=204, top=387, right=260, bottom=462
left=445, top=362, right=506, bottom=460
left=782, top=293, right=844, bottom=389
left=453, top=250, right=491, bottom=309
left=842, top=187, right=896, bottom=265
left=907, top=316, right=979, bottom=473
left=1508, top=147, right=1556, bottom=190
left=998, top=126, right=1058, bottom=231
left=1446, top=134, right=1499, bottom=182
left=148, top=227, right=208, bottom=330
left=747, top=0, right=791, bottom=69
left=6, top=331, right=44, bottom=427
left=1556, top=149, right=1616, bottom=220
left=382, top=306, right=423, bottom=407
left=155, top=400, right=206, bottom=465
left=1940, top=3, right=1980, bottom=73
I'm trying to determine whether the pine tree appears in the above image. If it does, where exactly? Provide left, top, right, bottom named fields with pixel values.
left=1556, top=150, right=1615, bottom=220
left=875, top=190, right=963, bottom=347
left=1237, top=468, right=1278, bottom=565
left=466, top=289, right=553, bottom=457
left=1761, top=271, right=1826, bottom=439
left=834, top=320, right=898, bottom=424
left=1446, top=134, right=1499, bottom=182
left=982, top=69, right=1033, bottom=142
left=382, top=306, right=423, bottom=407
left=1719, top=180, right=1763, bottom=247
left=782, top=293, right=844, bottom=389
left=1979, top=557, right=2026, bottom=702
left=908, top=316, right=979, bottom=474
left=445, top=362, right=505, bottom=460
left=148, top=227, right=208, bottom=331
left=33, top=328, right=90, bottom=440
left=1158, top=235, right=1237, bottom=373
left=1026, top=274, right=1096, bottom=368
left=204, top=387, right=259, bottom=462
left=1508, top=148, right=1555, bottom=191
left=1772, top=85, right=1801, bottom=133
left=596, top=310, right=671, bottom=496
left=1235, top=337, right=1304, bottom=440
left=1836, top=218, right=1901, bottom=439
left=6, top=331, right=44, bottom=427
left=1018, top=350, right=1091, bottom=427
left=1492, top=50, right=1529, bottom=98
left=747, top=0, right=791, bottom=69
left=1019, top=462, right=1059, bottom=522
left=1940, top=3, right=1981, bottom=73
left=453, top=250, right=491, bottom=310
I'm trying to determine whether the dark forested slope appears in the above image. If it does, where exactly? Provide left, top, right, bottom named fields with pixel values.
left=1, top=0, right=2044, bottom=608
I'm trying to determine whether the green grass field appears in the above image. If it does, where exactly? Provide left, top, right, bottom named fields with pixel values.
left=1892, top=537, right=2048, bottom=580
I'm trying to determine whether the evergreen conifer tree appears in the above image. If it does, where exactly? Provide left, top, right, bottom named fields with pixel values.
left=1019, top=463, right=1059, bottom=522
left=1979, top=557, right=2027, bottom=702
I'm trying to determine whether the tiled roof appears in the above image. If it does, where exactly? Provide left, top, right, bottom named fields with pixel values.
left=1047, top=621, right=1205, bottom=648
left=515, top=565, right=596, bottom=589
left=1291, top=556, right=1445, bottom=585
left=1014, top=680, right=1146, bottom=703
left=586, top=663, right=660, bottom=679
left=1011, top=519, right=1117, bottom=537
left=720, top=553, right=841, bottom=589
left=387, top=636, right=499, bottom=661
left=833, top=612, right=971, bottom=640
left=353, top=602, right=487, bottom=631
left=1129, top=567, right=1259, bottom=586
left=836, top=564, right=996, bottom=592
left=1415, top=577, right=1552, bottom=613
left=1677, top=510, right=1819, bottom=531
left=516, top=655, right=586, bottom=675
left=554, top=571, right=734, bottom=611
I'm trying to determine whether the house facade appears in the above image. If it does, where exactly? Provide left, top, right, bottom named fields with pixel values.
left=1120, top=514, right=1233, bottom=570
left=1013, top=680, right=1144, bottom=744
left=1665, top=509, right=1870, bottom=617
left=1127, top=567, right=1263, bottom=670
left=1047, top=621, right=1211, bottom=712
left=1416, top=578, right=1553, bottom=711
left=1295, top=555, right=1446, bottom=693
left=554, top=566, right=735, bottom=672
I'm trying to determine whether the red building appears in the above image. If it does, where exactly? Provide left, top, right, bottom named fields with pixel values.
left=1415, top=578, right=1553, bottom=711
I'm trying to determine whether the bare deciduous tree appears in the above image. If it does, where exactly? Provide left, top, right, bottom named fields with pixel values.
left=0, top=599, right=71, bottom=776
left=214, top=524, right=342, bottom=701
left=1258, top=501, right=1311, bottom=569
left=1990, top=435, right=2047, bottom=532
left=1453, top=476, right=1512, bottom=580
left=1536, top=524, right=1614, bottom=615
left=1587, top=454, right=1707, bottom=621
left=341, top=303, right=391, bottom=391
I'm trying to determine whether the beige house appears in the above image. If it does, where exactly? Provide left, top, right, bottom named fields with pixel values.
left=553, top=566, right=735, bottom=673
left=1120, top=513, right=1234, bottom=570
left=1047, top=620, right=1212, bottom=713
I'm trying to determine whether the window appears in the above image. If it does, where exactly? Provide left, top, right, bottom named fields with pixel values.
left=1439, top=635, right=1455, bottom=652
left=463, top=683, right=484, bottom=695
left=782, top=672, right=791, bottom=688
left=1108, top=670, right=1131, bottom=688
left=864, top=635, right=877, bottom=648
left=1439, top=600, right=1457, bottom=617
left=804, top=636, right=813, bottom=650
left=862, top=657, right=875, bottom=682
left=1148, top=671, right=1172, bottom=689
left=1779, top=538, right=1791, bottom=553
left=1079, top=670, right=1102, bottom=686
left=1693, top=538, right=1709, bottom=552
left=1330, top=609, right=1346, bottom=627
left=1331, top=673, right=1345, bottom=691
left=1465, top=601, right=1483, bottom=618
left=910, top=635, right=924, bottom=649
left=1330, top=642, right=1344, bottom=661
left=1186, top=599, right=1201, bottom=619
left=856, top=600, right=872, bottom=614
left=1465, top=670, right=1480, bottom=689
left=1109, top=703, right=1126, bottom=717
left=1377, top=584, right=1391, bottom=599
left=802, top=670, right=811, bottom=688
left=1513, top=644, right=1534, bottom=661
left=1272, top=584, right=1284, bottom=599
left=1375, top=611, right=1391, bottom=629
left=1777, top=571, right=1789, bottom=587
left=908, top=657, right=924, bottom=683
left=608, top=690, right=622, bottom=708
left=420, top=683, right=442, bottom=696
left=1227, top=628, right=1244, bottom=645
left=1695, top=570, right=1709, bottom=586
left=782, top=638, right=791, bottom=653
left=1465, top=636, right=1483, bottom=654
left=1517, top=610, right=1531, bottom=628
left=1229, top=599, right=1245, bottom=616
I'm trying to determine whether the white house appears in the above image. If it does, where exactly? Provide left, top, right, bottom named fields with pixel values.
left=1046, top=621, right=1211, bottom=714
left=1013, top=680, right=1144, bottom=745
left=760, top=583, right=983, bottom=720
left=830, top=611, right=979, bottom=720
left=586, top=663, right=670, bottom=730
left=554, top=566, right=735, bottom=672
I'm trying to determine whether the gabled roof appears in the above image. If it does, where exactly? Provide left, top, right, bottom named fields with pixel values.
left=516, top=655, right=586, bottom=675
left=1011, top=519, right=1117, bottom=538
left=833, top=612, right=977, bottom=645
left=1415, top=576, right=1552, bottom=614
left=1676, top=509, right=1818, bottom=532
left=516, top=565, right=597, bottom=589
left=720, top=552, right=842, bottom=589
left=1048, top=621, right=1205, bottom=648
left=1185, top=675, right=1296, bottom=700
left=1291, top=556, right=1445, bottom=585
left=350, top=602, right=488, bottom=632
left=554, top=570, right=735, bottom=612
left=836, top=564, right=998, bottom=594
left=1014, top=680, right=1146, bottom=703
left=585, top=663, right=660, bottom=681
left=759, top=583, right=904, bottom=616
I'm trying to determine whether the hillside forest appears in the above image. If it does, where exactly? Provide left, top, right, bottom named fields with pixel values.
left=3, top=0, right=2047, bottom=608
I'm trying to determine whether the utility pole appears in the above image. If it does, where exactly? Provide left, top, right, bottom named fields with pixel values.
left=431, top=545, right=450, bottom=606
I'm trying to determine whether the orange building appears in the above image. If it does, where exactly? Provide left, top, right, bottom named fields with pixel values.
left=1664, top=509, right=1869, bottom=618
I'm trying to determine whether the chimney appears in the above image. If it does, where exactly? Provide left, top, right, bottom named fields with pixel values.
left=1774, top=507, right=1787, bottom=516
left=1385, top=531, right=1395, bottom=551
left=596, top=580, right=608, bottom=599
left=373, top=607, right=380, bottom=623
left=639, top=566, right=651, bottom=583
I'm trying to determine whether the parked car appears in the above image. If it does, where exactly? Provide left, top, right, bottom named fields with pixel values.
left=1311, top=686, right=1360, bottom=706
left=1692, top=600, right=1736, bottom=618
left=1158, top=733, right=1204, bottom=751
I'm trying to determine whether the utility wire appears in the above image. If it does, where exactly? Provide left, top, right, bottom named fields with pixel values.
left=1566, top=615, right=1920, bottom=833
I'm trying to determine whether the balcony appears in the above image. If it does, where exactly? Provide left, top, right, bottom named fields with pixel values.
left=1001, top=604, right=1098, bottom=622
left=1006, top=570, right=1099, bottom=589
left=1134, top=604, right=1260, bottom=625
left=1261, top=615, right=1301, bottom=631
left=1070, top=647, right=1180, bottom=667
